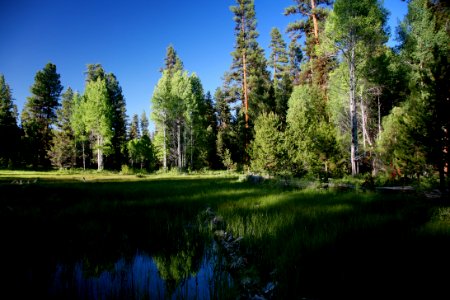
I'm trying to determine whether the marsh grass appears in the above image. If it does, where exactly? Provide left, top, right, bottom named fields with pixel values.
left=0, top=170, right=449, bottom=299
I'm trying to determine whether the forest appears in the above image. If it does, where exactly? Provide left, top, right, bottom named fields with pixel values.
left=0, top=0, right=449, bottom=191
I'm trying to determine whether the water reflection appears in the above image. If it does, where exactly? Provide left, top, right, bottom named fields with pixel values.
left=50, top=242, right=233, bottom=299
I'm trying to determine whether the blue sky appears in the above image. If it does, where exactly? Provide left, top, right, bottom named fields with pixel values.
left=0, top=0, right=407, bottom=129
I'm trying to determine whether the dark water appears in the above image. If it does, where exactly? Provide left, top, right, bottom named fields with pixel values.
left=49, top=243, right=233, bottom=299
left=3, top=238, right=233, bottom=300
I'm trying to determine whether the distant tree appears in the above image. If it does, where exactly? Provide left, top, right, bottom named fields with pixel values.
left=204, top=91, right=219, bottom=169
left=269, top=27, right=289, bottom=83
left=71, top=92, right=89, bottom=170
left=21, top=62, right=63, bottom=168
left=48, top=87, right=76, bottom=169
left=129, top=113, right=140, bottom=140
left=162, top=45, right=184, bottom=76
left=127, top=135, right=156, bottom=170
left=84, top=64, right=128, bottom=169
left=284, top=0, right=334, bottom=86
left=0, top=74, right=19, bottom=167
left=140, top=111, right=150, bottom=138
left=83, top=78, right=113, bottom=171
left=287, top=39, right=303, bottom=85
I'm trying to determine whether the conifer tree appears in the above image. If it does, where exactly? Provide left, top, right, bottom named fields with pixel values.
left=129, top=113, right=140, bottom=140
left=225, top=0, right=272, bottom=162
left=0, top=74, right=19, bottom=167
left=140, top=111, right=150, bottom=138
left=269, top=27, right=289, bottom=83
left=21, top=62, right=63, bottom=168
left=49, top=87, right=76, bottom=168
left=285, top=0, right=333, bottom=86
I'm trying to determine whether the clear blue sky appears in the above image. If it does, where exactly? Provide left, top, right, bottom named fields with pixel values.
left=0, top=0, right=407, bottom=130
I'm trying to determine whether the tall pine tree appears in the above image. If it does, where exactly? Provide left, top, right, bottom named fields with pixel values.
left=0, top=74, right=19, bottom=167
left=21, top=62, right=63, bottom=168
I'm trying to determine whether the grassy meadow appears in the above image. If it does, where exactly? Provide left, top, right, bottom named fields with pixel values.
left=0, top=170, right=449, bottom=299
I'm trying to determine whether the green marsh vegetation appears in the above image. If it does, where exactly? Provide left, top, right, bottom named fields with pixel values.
left=1, top=171, right=449, bottom=299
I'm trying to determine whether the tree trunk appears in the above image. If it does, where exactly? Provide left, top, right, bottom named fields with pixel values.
left=242, top=15, right=249, bottom=130
left=190, top=125, right=194, bottom=169
left=97, top=135, right=103, bottom=171
left=163, top=118, right=167, bottom=170
left=82, top=140, right=86, bottom=171
left=349, top=46, right=358, bottom=176
left=177, top=120, right=181, bottom=169
left=310, top=0, right=319, bottom=45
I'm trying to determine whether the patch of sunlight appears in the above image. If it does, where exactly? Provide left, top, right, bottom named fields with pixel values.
left=420, top=207, right=450, bottom=236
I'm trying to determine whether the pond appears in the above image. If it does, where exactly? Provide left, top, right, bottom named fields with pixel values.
left=49, top=242, right=233, bottom=299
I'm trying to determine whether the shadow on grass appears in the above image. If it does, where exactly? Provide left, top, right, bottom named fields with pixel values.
left=0, top=176, right=449, bottom=299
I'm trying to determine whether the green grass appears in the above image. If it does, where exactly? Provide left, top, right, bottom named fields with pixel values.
left=1, top=170, right=449, bottom=299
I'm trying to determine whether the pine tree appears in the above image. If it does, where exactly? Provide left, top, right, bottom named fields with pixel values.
left=162, top=45, right=184, bottom=76
left=140, top=111, right=150, bottom=138
left=383, top=0, right=450, bottom=189
left=21, top=62, right=63, bottom=168
left=129, top=113, right=140, bottom=140
left=288, top=39, right=303, bottom=85
left=0, top=74, right=19, bottom=167
left=269, top=27, right=289, bottom=83
left=48, top=87, right=76, bottom=168
left=225, top=0, right=272, bottom=163
left=285, top=0, right=333, bottom=86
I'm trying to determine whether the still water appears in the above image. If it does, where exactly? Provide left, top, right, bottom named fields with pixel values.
left=50, top=242, right=233, bottom=299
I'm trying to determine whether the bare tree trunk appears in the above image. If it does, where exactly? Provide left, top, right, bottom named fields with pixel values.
left=349, top=46, right=358, bottom=176
left=177, top=120, right=181, bottom=169
left=97, top=135, right=103, bottom=171
left=190, top=125, right=194, bottom=169
left=163, top=117, right=167, bottom=170
left=310, top=0, right=319, bottom=44
left=82, top=140, right=86, bottom=170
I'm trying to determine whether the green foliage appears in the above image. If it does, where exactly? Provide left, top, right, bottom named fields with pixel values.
left=127, top=135, right=157, bottom=171
left=251, top=112, right=286, bottom=176
left=286, top=85, right=339, bottom=177
left=21, top=62, right=63, bottom=168
left=49, top=87, right=76, bottom=169
left=83, top=78, right=114, bottom=170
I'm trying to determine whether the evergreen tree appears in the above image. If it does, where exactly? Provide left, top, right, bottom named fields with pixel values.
left=204, top=91, right=219, bottom=169
left=269, top=27, right=289, bottom=83
left=251, top=112, right=286, bottom=175
left=140, top=111, right=150, bottom=138
left=286, top=85, right=338, bottom=177
left=129, top=113, right=140, bottom=140
left=0, top=74, right=19, bottom=167
left=225, top=0, right=272, bottom=163
left=284, top=0, right=333, bottom=86
left=21, top=62, right=63, bottom=168
left=163, top=45, right=184, bottom=76
left=48, top=87, right=76, bottom=168
left=288, top=39, right=303, bottom=85
left=381, top=0, right=450, bottom=189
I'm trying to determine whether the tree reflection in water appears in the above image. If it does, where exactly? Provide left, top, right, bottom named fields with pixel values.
left=50, top=241, right=234, bottom=299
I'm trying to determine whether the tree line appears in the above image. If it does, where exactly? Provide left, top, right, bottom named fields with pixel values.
left=0, top=0, right=448, bottom=190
